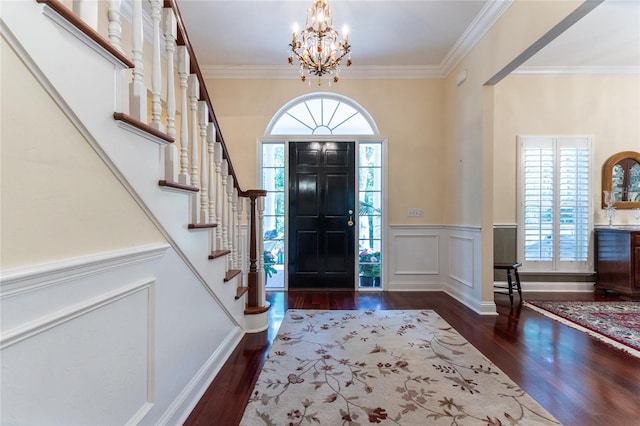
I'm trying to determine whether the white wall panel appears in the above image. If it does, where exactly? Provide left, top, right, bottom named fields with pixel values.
left=386, top=225, right=493, bottom=314
left=445, top=227, right=494, bottom=315
left=395, top=234, right=439, bottom=275
left=1, top=281, right=154, bottom=425
left=449, top=235, right=475, bottom=287
left=387, top=226, right=445, bottom=291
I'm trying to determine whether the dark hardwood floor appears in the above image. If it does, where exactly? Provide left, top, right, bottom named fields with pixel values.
left=184, top=291, right=640, bottom=426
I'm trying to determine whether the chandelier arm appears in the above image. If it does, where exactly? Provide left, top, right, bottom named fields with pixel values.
left=288, top=0, right=351, bottom=83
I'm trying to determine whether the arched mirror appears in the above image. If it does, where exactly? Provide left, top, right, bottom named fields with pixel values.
left=602, top=151, right=640, bottom=209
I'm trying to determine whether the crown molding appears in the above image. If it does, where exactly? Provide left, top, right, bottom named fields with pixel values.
left=513, top=65, right=640, bottom=76
left=201, top=0, right=514, bottom=80
left=200, top=64, right=444, bottom=80
left=439, top=0, right=513, bottom=75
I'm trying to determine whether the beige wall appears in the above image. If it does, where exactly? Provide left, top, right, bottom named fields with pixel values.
left=205, top=79, right=446, bottom=225
left=494, top=75, right=640, bottom=226
left=441, top=0, right=584, bottom=302
left=443, top=0, right=584, bottom=228
left=0, top=40, right=165, bottom=270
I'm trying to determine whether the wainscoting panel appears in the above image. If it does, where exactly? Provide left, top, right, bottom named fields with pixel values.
left=444, top=227, right=487, bottom=314
left=395, top=234, right=439, bottom=275
left=0, top=281, right=154, bottom=425
left=449, top=235, right=475, bottom=288
left=0, top=245, right=242, bottom=425
left=387, top=226, right=445, bottom=291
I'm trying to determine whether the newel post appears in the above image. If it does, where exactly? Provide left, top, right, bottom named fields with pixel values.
left=245, top=190, right=267, bottom=309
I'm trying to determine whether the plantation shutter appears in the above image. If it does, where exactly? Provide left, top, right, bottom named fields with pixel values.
left=518, top=136, right=592, bottom=272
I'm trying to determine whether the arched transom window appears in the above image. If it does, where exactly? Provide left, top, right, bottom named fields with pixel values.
left=266, top=93, right=378, bottom=136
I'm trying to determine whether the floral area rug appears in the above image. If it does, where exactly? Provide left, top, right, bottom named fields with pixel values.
left=525, top=301, right=640, bottom=358
left=240, top=310, right=559, bottom=425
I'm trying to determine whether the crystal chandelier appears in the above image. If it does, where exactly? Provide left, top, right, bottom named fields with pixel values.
left=288, top=0, right=352, bottom=85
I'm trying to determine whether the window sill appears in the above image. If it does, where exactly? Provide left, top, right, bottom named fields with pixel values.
left=519, top=271, right=595, bottom=276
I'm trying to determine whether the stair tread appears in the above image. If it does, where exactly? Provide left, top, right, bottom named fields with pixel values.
left=113, top=112, right=174, bottom=143
left=159, top=180, right=199, bottom=193
left=235, top=286, right=249, bottom=300
left=225, top=269, right=242, bottom=282
left=209, top=250, right=231, bottom=260
left=188, top=223, right=218, bottom=229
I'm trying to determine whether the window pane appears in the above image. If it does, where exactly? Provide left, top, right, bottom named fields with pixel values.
left=263, top=143, right=285, bottom=167
left=321, top=98, right=340, bottom=126
left=358, top=215, right=382, bottom=239
left=360, top=144, right=382, bottom=166
left=359, top=191, right=382, bottom=215
left=270, top=114, right=313, bottom=135
left=359, top=167, right=382, bottom=191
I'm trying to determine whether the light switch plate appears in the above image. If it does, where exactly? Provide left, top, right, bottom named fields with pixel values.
left=407, top=208, right=423, bottom=217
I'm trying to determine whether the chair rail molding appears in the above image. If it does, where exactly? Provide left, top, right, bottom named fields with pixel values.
left=0, top=244, right=170, bottom=298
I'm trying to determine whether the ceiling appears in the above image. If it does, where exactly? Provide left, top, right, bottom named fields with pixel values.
left=175, top=0, right=640, bottom=79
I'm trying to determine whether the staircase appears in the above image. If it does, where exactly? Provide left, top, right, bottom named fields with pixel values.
left=6, top=0, right=270, bottom=329
left=0, top=2, right=269, bottom=422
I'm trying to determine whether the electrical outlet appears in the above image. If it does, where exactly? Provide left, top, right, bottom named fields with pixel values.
left=407, top=208, right=423, bottom=217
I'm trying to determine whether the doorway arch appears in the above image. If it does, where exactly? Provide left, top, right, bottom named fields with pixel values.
left=260, top=93, right=385, bottom=290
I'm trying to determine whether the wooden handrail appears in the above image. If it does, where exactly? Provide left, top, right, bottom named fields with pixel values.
left=165, top=1, right=268, bottom=311
left=36, top=0, right=134, bottom=68
left=40, top=0, right=267, bottom=313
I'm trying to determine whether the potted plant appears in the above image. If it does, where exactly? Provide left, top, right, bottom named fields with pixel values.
left=263, top=250, right=277, bottom=282
left=358, top=249, right=381, bottom=287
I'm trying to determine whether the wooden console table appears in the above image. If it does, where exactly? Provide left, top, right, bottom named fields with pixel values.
left=594, top=227, right=640, bottom=299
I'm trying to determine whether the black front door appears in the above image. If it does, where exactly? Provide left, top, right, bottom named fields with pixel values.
left=288, top=142, right=355, bottom=289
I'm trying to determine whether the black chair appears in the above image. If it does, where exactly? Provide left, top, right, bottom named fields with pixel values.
left=494, top=262, right=523, bottom=306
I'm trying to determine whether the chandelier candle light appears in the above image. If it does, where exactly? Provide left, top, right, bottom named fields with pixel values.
left=289, top=0, right=352, bottom=86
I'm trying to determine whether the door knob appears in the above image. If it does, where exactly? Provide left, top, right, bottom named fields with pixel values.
left=348, top=210, right=354, bottom=226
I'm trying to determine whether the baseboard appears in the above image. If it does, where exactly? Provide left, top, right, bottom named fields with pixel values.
left=385, top=282, right=445, bottom=291
left=445, top=288, right=498, bottom=316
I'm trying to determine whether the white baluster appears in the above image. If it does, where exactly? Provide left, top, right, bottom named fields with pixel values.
left=163, top=7, right=177, bottom=182
left=227, top=175, right=236, bottom=271
left=257, top=195, right=266, bottom=306
left=214, top=142, right=224, bottom=251
left=163, top=8, right=177, bottom=137
left=177, top=46, right=190, bottom=185
left=149, top=0, right=164, bottom=131
left=198, top=101, right=209, bottom=224
left=207, top=123, right=216, bottom=224
left=188, top=75, right=200, bottom=189
left=220, top=161, right=229, bottom=257
left=236, top=193, right=244, bottom=271
left=243, top=197, right=251, bottom=277
left=107, top=0, right=122, bottom=51
left=188, top=75, right=200, bottom=224
left=73, top=0, right=98, bottom=30
left=129, top=0, right=146, bottom=122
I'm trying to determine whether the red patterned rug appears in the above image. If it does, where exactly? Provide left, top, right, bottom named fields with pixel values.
left=525, top=301, right=640, bottom=358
